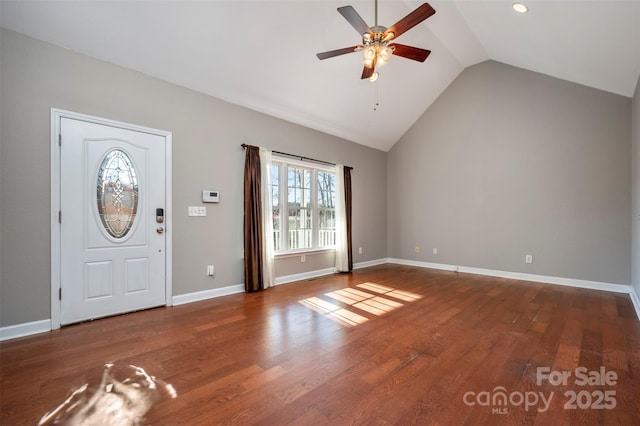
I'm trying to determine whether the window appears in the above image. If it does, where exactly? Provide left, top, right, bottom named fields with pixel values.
left=317, top=171, right=336, bottom=247
left=271, top=159, right=336, bottom=253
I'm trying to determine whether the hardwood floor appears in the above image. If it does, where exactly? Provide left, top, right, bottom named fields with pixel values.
left=1, top=264, right=639, bottom=425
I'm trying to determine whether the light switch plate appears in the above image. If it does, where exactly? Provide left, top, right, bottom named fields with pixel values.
left=188, top=206, right=206, bottom=217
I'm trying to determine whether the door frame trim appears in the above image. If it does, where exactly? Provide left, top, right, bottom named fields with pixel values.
left=50, top=108, right=173, bottom=329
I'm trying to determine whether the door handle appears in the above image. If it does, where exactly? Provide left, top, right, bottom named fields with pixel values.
left=156, top=227, right=164, bottom=234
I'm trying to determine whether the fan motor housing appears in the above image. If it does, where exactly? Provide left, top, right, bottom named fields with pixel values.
left=367, top=26, right=388, bottom=41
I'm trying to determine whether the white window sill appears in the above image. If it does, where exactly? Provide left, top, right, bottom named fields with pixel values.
left=274, top=248, right=336, bottom=259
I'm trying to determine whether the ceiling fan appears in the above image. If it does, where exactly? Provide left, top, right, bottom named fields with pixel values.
left=316, top=1, right=436, bottom=82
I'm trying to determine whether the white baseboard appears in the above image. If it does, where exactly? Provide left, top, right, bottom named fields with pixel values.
left=630, top=287, right=640, bottom=321
left=273, top=258, right=389, bottom=285
left=388, top=258, right=640, bottom=320
left=4, top=260, right=638, bottom=341
left=274, top=267, right=337, bottom=286
left=0, top=319, right=51, bottom=341
left=172, top=284, right=245, bottom=306
left=353, top=258, right=388, bottom=269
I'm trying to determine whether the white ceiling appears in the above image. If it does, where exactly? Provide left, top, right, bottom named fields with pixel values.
left=1, top=0, right=639, bottom=151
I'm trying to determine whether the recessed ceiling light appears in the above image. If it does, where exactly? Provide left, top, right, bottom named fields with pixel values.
left=512, top=3, right=528, bottom=13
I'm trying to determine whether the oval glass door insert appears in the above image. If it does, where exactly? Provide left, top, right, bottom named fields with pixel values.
left=97, top=149, right=139, bottom=239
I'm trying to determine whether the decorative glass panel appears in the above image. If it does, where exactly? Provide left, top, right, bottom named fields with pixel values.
left=97, top=149, right=138, bottom=239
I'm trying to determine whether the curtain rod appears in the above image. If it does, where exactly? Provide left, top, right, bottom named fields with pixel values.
left=241, top=144, right=352, bottom=169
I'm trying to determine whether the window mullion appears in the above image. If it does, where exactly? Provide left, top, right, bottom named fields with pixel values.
left=280, top=164, right=288, bottom=251
left=311, top=169, right=318, bottom=249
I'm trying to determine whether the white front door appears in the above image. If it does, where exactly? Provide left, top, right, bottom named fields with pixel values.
left=59, top=116, right=168, bottom=325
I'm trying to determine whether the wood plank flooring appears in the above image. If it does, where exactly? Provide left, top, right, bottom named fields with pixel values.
left=1, top=264, right=639, bottom=425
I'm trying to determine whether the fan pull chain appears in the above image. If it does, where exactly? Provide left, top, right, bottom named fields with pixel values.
left=373, top=0, right=379, bottom=111
left=373, top=81, right=379, bottom=111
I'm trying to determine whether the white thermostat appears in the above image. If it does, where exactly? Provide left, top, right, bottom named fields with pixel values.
left=202, top=190, right=220, bottom=203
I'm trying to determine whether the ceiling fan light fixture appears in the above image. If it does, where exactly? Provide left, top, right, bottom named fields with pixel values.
left=512, top=3, right=528, bottom=13
left=316, top=2, right=436, bottom=82
left=380, top=45, right=393, bottom=61
left=364, top=45, right=376, bottom=59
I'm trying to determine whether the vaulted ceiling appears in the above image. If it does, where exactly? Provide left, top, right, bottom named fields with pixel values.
left=2, top=1, right=639, bottom=151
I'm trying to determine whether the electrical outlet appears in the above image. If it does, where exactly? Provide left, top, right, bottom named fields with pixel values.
left=358, top=247, right=363, bottom=254
left=415, top=246, right=420, bottom=253
left=301, top=255, right=306, bottom=263
left=525, top=255, right=533, bottom=264
left=207, top=265, right=214, bottom=276
left=433, top=248, right=438, bottom=254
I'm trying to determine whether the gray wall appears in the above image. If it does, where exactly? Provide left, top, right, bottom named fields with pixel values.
left=1, top=30, right=635, bottom=329
left=387, top=60, right=631, bottom=285
left=633, top=75, right=640, bottom=296
left=0, top=29, right=388, bottom=327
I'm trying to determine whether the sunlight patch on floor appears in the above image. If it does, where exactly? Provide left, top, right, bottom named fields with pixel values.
left=299, top=297, right=368, bottom=326
left=328, top=309, right=369, bottom=327
left=357, top=282, right=423, bottom=302
left=299, top=282, right=423, bottom=327
left=325, top=289, right=367, bottom=304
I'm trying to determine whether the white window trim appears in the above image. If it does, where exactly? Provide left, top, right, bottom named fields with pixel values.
left=272, top=155, right=337, bottom=255
left=274, top=248, right=335, bottom=259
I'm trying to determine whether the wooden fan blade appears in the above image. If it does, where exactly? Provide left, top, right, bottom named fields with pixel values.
left=316, top=46, right=360, bottom=60
left=338, top=6, right=372, bottom=36
left=390, top=43, right=431, bottom=62
left=385, top=3, right=435, bottom=40
left=361, top=66, right=375, bottom=80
